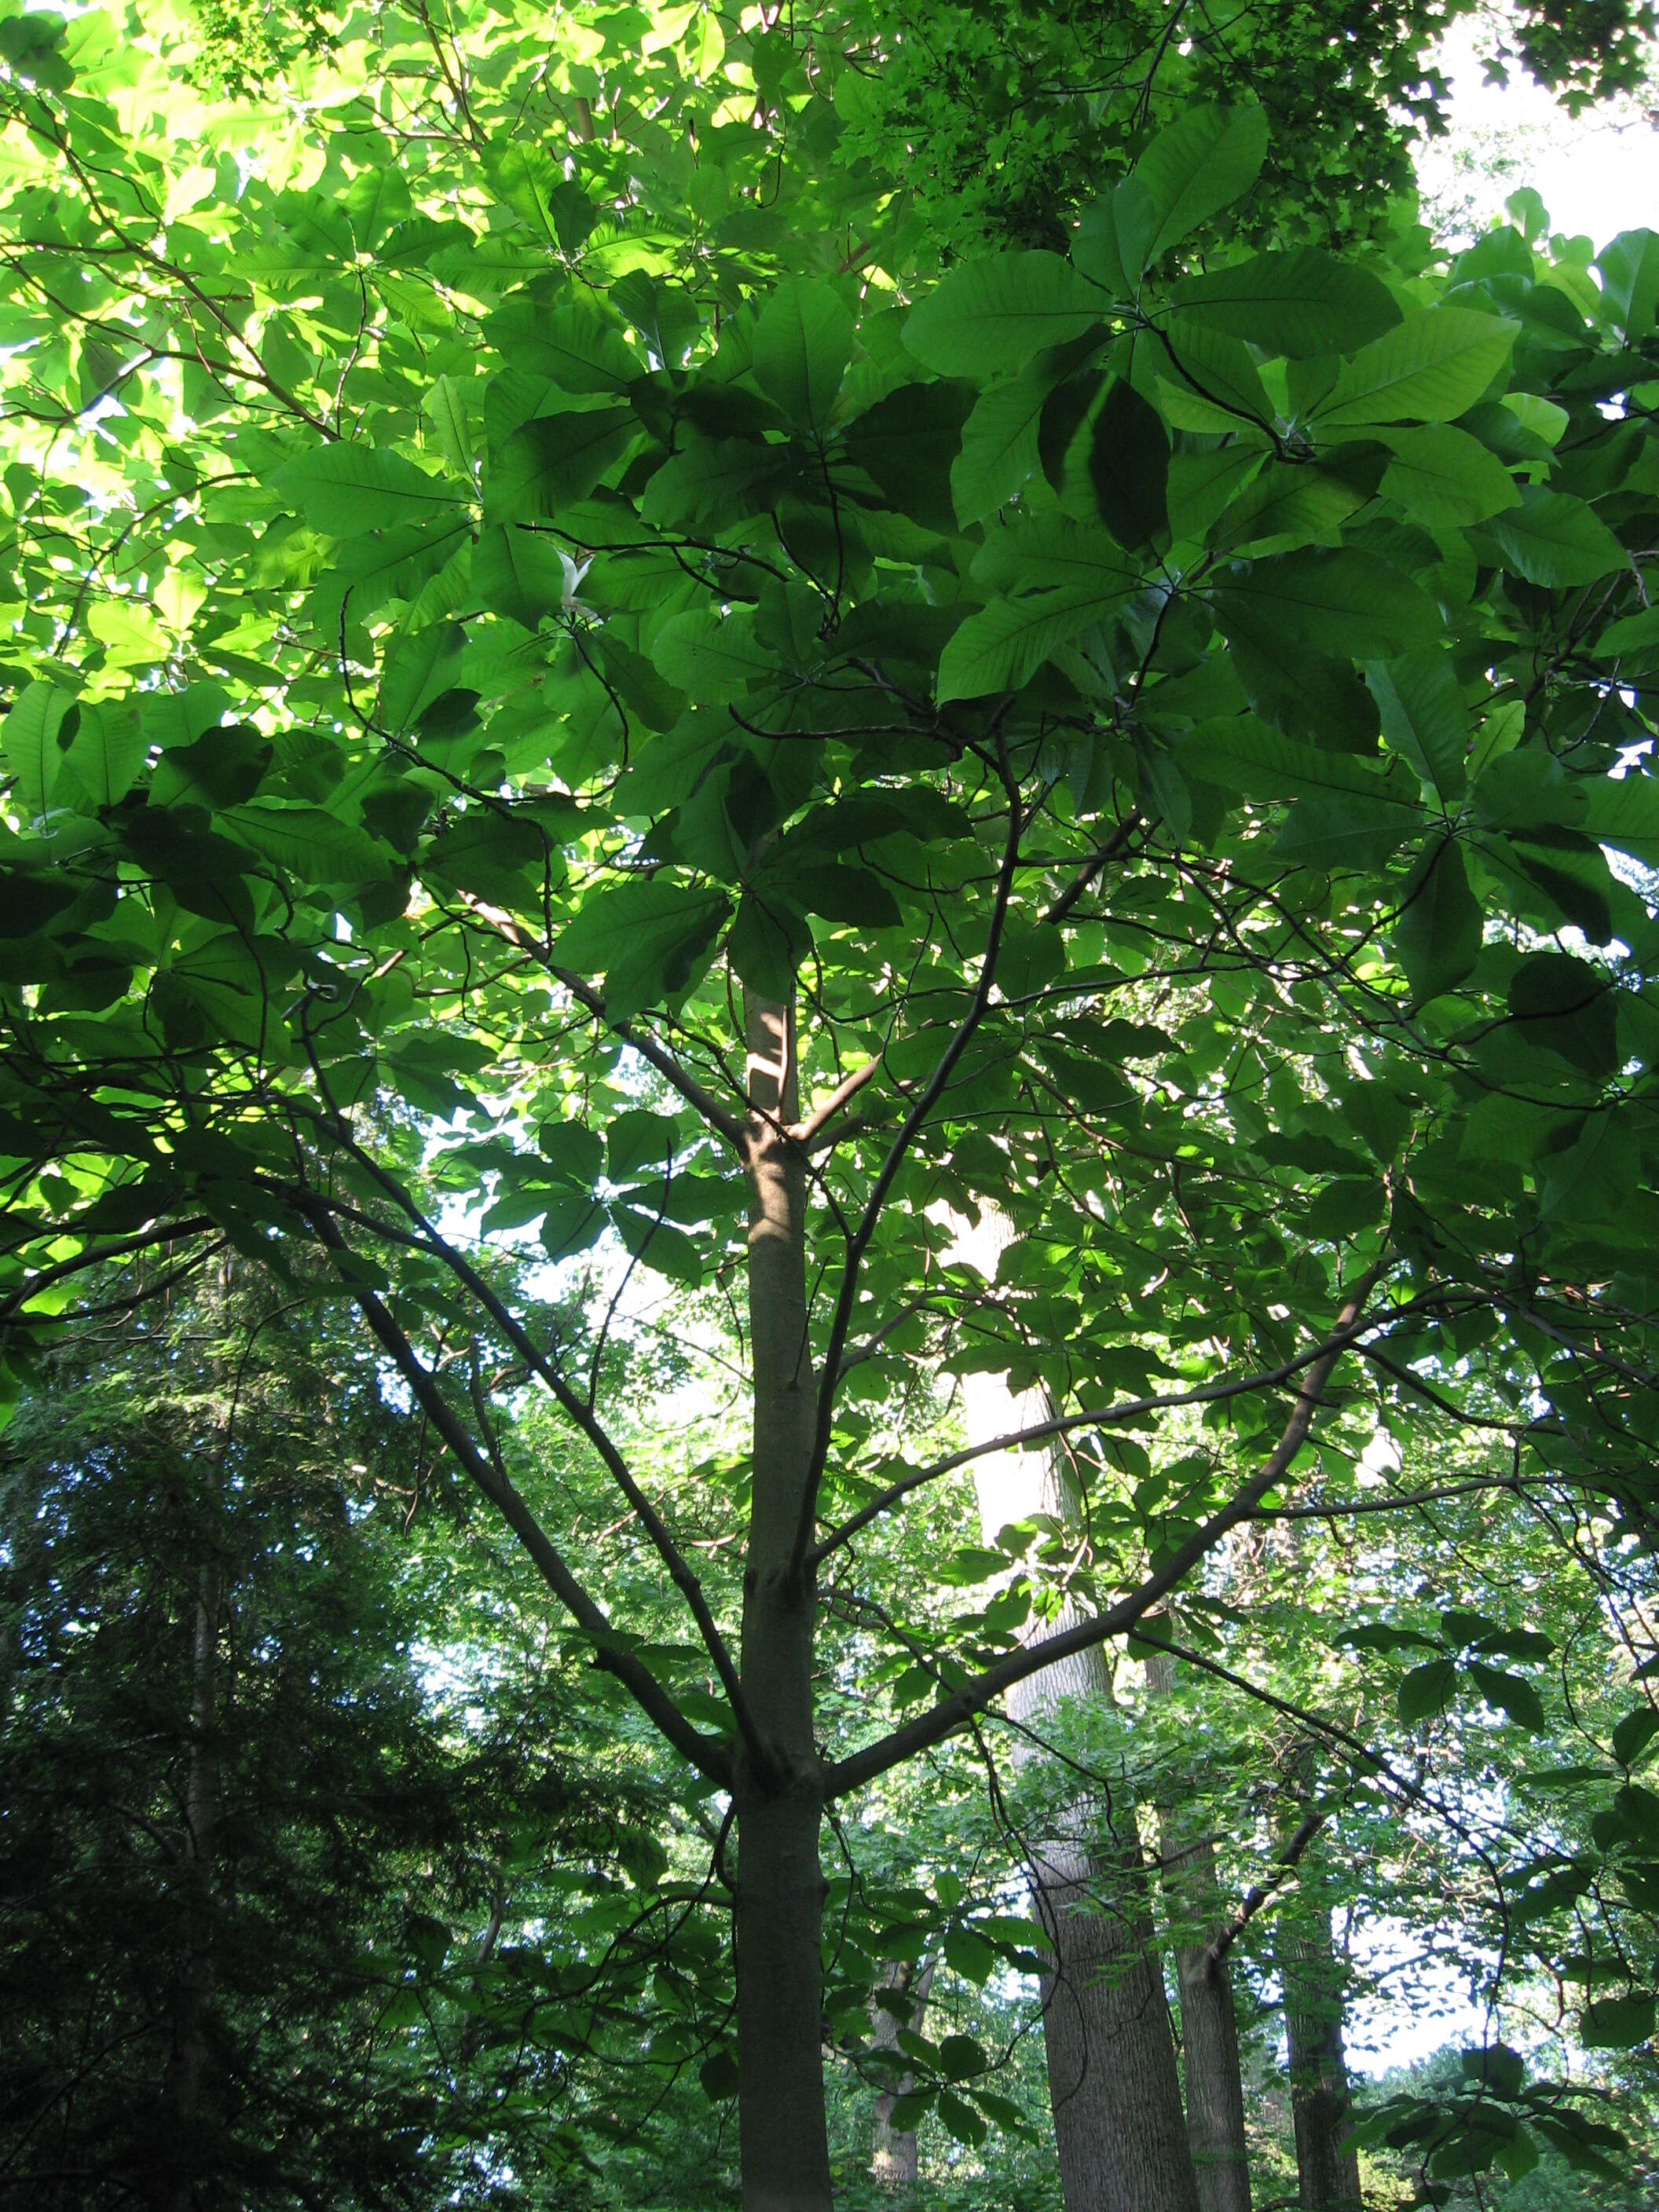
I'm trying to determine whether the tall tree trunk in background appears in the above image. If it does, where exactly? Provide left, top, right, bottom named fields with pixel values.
left=1275, top=1747, right=1362, bottom=2212
left=160, top=1254, right=237, bottom=2212
left=735, top=995, right=833, bottom=2212
left=869, top=1955, right=936, bottom=2191
left=160, top=1544, right=222, bottom=2212
left=951, top=1206, right=1200, bottom=2212
left=1144, top=1643, right=1253, bottom=2212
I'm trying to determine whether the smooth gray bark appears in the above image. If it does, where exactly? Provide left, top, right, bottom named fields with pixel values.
left=952, top=1204, right=1201, bottom=2212
left=1144, top=1645, right=1253, bottom=2212
left=869, top=1955, right=936, bottom=2190
left=735, top=995, right=833, bottom=2212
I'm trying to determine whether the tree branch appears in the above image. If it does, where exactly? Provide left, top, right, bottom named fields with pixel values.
left=789, top=1056, right=881, bottom=1148
left=809, top=1279, right=1436, bottom=1569
left=452, top=892, right=749, bottom=1154
left=0, top=1216, right=218, bottom=1323
left=1206, top=1809, right=1325, bottom=1971
left=1042, top=812, right=1141, bottom=928
left=822, top=1253, right=1390, bottom=1799
left=792, top=782, right=1025, bottom=1578
left=284, top=1167, right=765, bottom=1776
left=302, top=1204, right=733, bottom=1786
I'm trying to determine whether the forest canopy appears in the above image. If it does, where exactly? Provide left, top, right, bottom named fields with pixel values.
left=3, top=1, right=1659, bottom=2208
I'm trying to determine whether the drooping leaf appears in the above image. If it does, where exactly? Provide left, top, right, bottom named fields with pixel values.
left=1131, top=104, right=1269, bottom=266
left=752, top=277, right=855, bottom=434
left=1, top=683, right=77, bottom=820
left=1398, top=1657, right=1458, bottom=1723
left=1391, top=840, right=1481, bottom=1004
left=1367, top=650, right=1468, bottom=803
left=1467, top=1661, right=1547, bottom=1733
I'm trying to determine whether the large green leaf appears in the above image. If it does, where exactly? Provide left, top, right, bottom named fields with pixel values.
left=650, top=609, right=775, bottom=701
left=969, top=513, right=1142, bottom=599
left=1375, top=424, right=1521, bottom=528
left=1155, top=317, right=1276, bottom=434
left=936, top=589, right=1119, bottom=703
left=1178, top=716, right=1397, bottom=801
left=1367, top=650, right=1468, bottom=803
left=553, top=878, right=731, bottom=1022
left=1083, top=378, right=1169, bottom=549
left=1479, top=487, right=1627, bottom=586
left=1309, top=309, right=1517, bottom=429
left=1207, top=460, right=1366, bottom=555
left=1398, top=1657, right=1458, bottom=1723
left=1595, top=229, right=1659, bottom=339
left=272, top=444, right=463, bottom=535
left=950, top=362, right=1056, bottom=526
left=751, top=278, right=855, bottom=435
left=54, top=699, right=147, bottom=812
left=1132, top=104, right=1269, bottom=267
left=903, top=254, right=1104, bottom=379
left=223, top=804, right=392, bottom=888
left=1210, top=548, right=1443, bottom=661
left=1169, top=247, right=1400, bottom=357
left=1, top=683, right=76, bottom=819
left=485, top=298, right=641, bottom=396
left=1391, top=839, right=1481, bottom=1003
left=840, top=380, right=976, bottom=536
left=1467, top=1661, right=1547, bottom=1733
left=1582, top=1994, right=1657, bottom=2049
left=484, top=408, right=637, bottom=522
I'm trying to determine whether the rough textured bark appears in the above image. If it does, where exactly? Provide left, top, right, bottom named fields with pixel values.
left=869, top=1955, right=936, bottom=2190
left=159, top=1546, right=222, bottom=2212
left=1144, top=1644, right=1253, bottom=2212
left=1021, top=1807, right=1203, bottom=2212
left=951, top=1205, right=1200, bottom=2212
left=735, top=994, right=833, bottom=2212
left=1276, top=1752, right=1361, bottom=2212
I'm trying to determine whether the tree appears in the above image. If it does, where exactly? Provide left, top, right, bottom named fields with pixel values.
left=6, top=5, right=1659, bottom=2207
left=0, top=1268, right=635, bottom=2207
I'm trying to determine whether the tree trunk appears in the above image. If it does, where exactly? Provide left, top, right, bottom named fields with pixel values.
left=951, top=1204, right=1200, bottom=2212
left=1144, top=1644, right=1253, bottom=2212
left=869, top=1955, right=936, bottom=2190
left=736, top=994, right=833, bottom=2212
left=160, top=1545, right=222, bottom=2212
left=1275, top=1751, right=1361, bottom=2212
left=1022, top=1809, right=1203, bottom=2212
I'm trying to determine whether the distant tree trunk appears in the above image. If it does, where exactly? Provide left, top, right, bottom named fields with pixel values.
left=735, top=994, right=833, bottom=2212
left=1018, top=1785, right=1202, bottom=2212
left=160, top=1544, right=222, bottom=2212
left=1144, top=1643, right=1253, bottom=2212
left=869, top=1954, right=936, bottom=2190
left=1275, top=1749, right=1361, bottom=2212
left=951, top=1203, right=1200, bottom=2212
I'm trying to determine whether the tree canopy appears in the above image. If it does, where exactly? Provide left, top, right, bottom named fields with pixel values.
left=5, top=2, right=1659, bottom=2207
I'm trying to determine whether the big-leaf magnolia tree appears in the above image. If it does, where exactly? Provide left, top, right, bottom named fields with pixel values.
left=7, top=5, right=1659, bottom=2204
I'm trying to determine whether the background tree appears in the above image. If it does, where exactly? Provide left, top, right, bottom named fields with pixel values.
left=0, top=1266, right=693, bottom=2210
